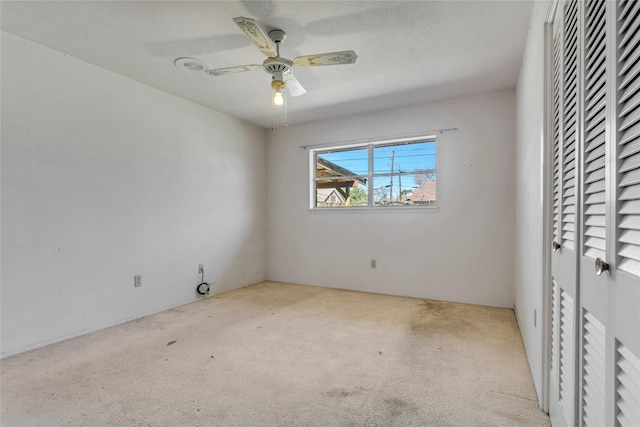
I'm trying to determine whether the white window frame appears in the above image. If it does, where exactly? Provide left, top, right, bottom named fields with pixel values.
left=309, top=135, right=438, bottom=212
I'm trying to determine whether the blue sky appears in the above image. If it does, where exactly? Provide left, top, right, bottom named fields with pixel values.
left=319, top=141, right=436, bottom=175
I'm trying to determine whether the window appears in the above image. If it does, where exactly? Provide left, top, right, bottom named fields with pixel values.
left=311, top=136, right=436, bottom=209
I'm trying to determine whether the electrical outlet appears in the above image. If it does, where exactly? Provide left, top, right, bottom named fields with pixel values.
left=198, top=264, right=204, bottom=273
left=371, top=259, right=377, bottom=269
left=134, top=275, right=142, bottom=287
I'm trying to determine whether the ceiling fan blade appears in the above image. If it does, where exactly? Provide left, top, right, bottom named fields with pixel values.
left=233, top=16, right=278, bottom=58
left=205, top=65, right=263, bottom=76
left=293, top=51, right=358, bottom=67
left=285, top=74, right=306, bottom=97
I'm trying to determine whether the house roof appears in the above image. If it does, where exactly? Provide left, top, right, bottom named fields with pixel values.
left=410, top=180, right=436, bottom=203
left=316, top=157, right=366, bottom=188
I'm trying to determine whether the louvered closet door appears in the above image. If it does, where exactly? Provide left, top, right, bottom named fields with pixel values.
left=549, top=1, right=580, bottom=426
left=578, top=0, right=610, bottom=425
left=608, top=0, right=640, bottom=425
left=548, top=0, right=640, bottom=425
left=579, top=0, right=640, bottom=424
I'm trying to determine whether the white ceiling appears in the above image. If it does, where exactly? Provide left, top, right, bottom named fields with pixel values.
left=1, top=1, right=533, bottom=129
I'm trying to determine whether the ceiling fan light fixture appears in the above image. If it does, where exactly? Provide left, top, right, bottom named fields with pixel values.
left=270, top=79, right=287, bottom=129
left=271, top=79, right=285, bottom=106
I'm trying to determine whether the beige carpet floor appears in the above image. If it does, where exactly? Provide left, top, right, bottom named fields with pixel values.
left=1, top=281, right=550, bottom=426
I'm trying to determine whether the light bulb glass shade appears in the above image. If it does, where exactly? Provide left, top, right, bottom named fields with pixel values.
left=273, top=90, right=284, bottom=106
left=270, top=85, right=288, bottom=129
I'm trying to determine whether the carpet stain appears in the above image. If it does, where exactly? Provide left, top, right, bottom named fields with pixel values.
left=325, top=388, right=362, bottom=398
left=411, top=300, right=476, bottom=336
left=383, top=397, right=418, bottom=418
left=166, top=340, right=177, bottom=346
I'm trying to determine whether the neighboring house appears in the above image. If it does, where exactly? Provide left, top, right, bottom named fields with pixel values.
left=409, top=179, right=436, bottom=204
left=316, top=188, right=345, bottom=206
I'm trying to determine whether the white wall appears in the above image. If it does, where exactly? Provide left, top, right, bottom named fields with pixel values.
left=1, top=33, right=267, bottom=357
left=514, top=0, right=551, bottom=405
left=267, top=90, right=516, bottom=307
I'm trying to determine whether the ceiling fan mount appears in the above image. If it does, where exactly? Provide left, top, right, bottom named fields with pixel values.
left=174, top=17, right=358, bottom=100
left=268, top=29, right=286, bottom=45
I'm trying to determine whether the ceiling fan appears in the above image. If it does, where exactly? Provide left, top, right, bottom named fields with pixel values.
left=175, top=17, right=358, bottom=107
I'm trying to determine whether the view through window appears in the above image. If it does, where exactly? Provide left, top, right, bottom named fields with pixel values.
left=312, top=137, right=436, bottom=209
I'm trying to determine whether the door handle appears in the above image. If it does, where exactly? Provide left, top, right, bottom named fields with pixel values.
left=552, top=241, right=561, bottom=252
left=595, top=257, right=609, bottom=276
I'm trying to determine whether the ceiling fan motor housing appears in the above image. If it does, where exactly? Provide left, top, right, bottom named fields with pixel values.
left=263, top=57, right=293, bottom=78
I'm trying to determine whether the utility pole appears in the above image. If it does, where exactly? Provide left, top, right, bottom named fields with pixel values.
left=398, top=168, right=402, bottom=203
left=389, top=148, right=395, bottom=204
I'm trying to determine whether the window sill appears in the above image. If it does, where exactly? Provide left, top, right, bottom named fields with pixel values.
left=309, top=205, right=439, bottom=214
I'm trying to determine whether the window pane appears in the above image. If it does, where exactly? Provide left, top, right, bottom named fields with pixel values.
left=372, top=173, right=436, bottom=206
left=317, top=147, right=368, bottom=177
left=373, top=141, right=436, bottom=175
left=316, top=179, right=368, bottom=207
left=315, top=146, right=368, bottom=208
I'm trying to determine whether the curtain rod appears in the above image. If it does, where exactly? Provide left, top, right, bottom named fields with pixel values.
left=299, top=127, right=458, bottom=150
